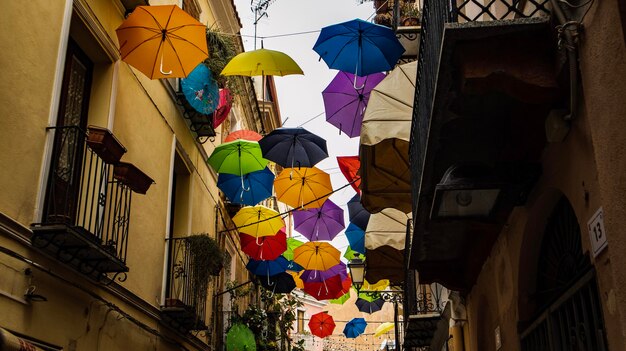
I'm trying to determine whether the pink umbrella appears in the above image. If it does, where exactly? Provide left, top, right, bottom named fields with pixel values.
left=293, top=199, right=345, bottom=241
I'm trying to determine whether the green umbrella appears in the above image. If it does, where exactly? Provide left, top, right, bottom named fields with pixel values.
left=283, top=237, right=304, bottom=261
left=227, top=324, right=256, bottom=351
left=207, top=140, right=268, bottom=176
left=358, top=290, right=380, bottom=302
left=343, top=246, right=364, bottom=260
left=330, top=291, right=351, bottom=304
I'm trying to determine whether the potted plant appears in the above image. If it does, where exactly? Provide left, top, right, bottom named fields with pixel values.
left=86, top=126, right=127, bottom=164
left=400, top=0, right=421, bottom=26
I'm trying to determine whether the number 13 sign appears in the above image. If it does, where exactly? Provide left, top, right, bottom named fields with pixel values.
left=588, top=207, right=608, bottom=258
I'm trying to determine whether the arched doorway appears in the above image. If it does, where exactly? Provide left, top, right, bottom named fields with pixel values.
left=520, top=196, right=608, bottom=350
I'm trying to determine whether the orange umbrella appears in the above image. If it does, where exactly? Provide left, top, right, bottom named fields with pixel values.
left=225, top=130, right=263, bottom=143
left=116, top=5, right=208, bottom=79
left=274, top=167, right=332, bottom=209
left=293, top=242, right=340, bottom=271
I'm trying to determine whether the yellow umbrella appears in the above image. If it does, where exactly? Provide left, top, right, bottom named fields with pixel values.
left=221, top=48, right=304, bottom=77
left=116, top=5, right=208, bottom=79
left=232, top=205, right=284, bottom=239
left=293, top=242, right=340, bottom=271
left=274, top=167, right=332, bottom=209
left=363, top=279, right=390, bottom=291
left=374, top=322, right=395, bottom=337
left=288, top=271, right=305, bottom=289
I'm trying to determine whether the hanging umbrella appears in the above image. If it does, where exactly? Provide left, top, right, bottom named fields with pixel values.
left=116, top=5, right=208, bottom=79
left=239, top=228, right=286, bottom=260
left=300, top=262, right=348, bottom=283
left=225, top=130, right=263, bottom=143
left=343, top=318, right=367, bottom=338
left=356, top=297, right=385, bottom=314
left=213, top=88, right=232, bottom=128
left=363, top=279, right=390, bottom=292
left=365, top=208, right=410, bottom=251
left=343, top=246, right=364, bottom=261
left=345, top=223, right=365, bottom=254
left=283, top=237, right=304, bottom=261
left=337, top=156, right=361, bottom=194
left=293, top=199, right=345, bottom=241
left=221, top=48, right=304, bottom=77
left=232, top=205, right=284, bottom=239
left=207, top=140, right=268, bottom=176
left=181, top=64, right=220, bottom=114
left=274, top=167, right=332, bottom=209
left=288, top=271, right=305, bottom=289
left=303, top=274, right=344, bottom=301
left=259, top=128, right=328, bottom=168
left=308, top=312, right=336, bottom=338
left=330, top=292, right=350, bottom=305
left=286, top=260, right=305, bottom=272
left=218, top=167, right=274, bottom=206
left=246, top=256, right=289, bottom=277
left=258, top=272, right=296, bottom=294
left=293, top=242, right=341, bottom=271
left=313, top=19, right=404, bottom=81
left=347, top=194, right=370, bottom=230
left=226, top=323, right=256, bottom=351
left=374, top=322, right=395, bottom=337
left=322, top=71, right=385, bottom=137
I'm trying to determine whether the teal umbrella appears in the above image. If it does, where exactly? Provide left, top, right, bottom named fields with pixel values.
left=227, top=324, right=256, bottom=351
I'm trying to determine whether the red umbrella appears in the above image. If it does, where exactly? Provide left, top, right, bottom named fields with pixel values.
left=337, top=156, right=361, bottom=194
left=239, top=228, right=287, bottom=260
left=213, top=88, right=232, bottom=128
left=308, top=312, right=336, bottom=339
left=303, top=274, right=343, bottom=301
left=225, top=130, right=263, bottom=143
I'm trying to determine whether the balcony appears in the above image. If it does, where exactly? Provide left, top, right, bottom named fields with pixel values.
left=175, top=91, right=217, bottom=144
left=408, top=0, right=560, bottom=291
left=31, top=126, right=151, bottom=283
left=403, top=267, right=447, bottom=349
left=373, top=0, right=421, bottom=62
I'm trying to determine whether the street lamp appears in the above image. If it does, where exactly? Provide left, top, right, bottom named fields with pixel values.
left=347, top=253, right=365, bottom=292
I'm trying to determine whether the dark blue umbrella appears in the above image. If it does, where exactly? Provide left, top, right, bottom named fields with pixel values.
left=258, top=272, right=296, bottom=294
left=286, top=260, right=305, bottom=272
left=355, top=297, right=385, bottom=314
left=347, top=194, right=370, bottom=230
left=246, top=256, right=289, bottom=277
left=217, top=167, right=275, bottom=205
left=343, top=317, right=367, bottom=338
left=181, top=64, right=219, bottom=114
left=345, top=223, right=365, bottom=254
left=259, top=128, right=328, bottom=168
left=313, top=19, right=405, bottom=79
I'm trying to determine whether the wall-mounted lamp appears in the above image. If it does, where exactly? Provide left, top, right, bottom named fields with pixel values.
left=347, top=253, right=365, bottom=292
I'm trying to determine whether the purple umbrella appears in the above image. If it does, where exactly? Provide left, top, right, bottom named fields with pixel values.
left=322, top=71, right=385, bottom=137
left=301, top=262, right=348, bottom=283
left=293, top=199, right=345, bottom=241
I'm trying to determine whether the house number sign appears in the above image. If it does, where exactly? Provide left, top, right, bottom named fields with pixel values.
left=588, top=207, right=608, bottom=258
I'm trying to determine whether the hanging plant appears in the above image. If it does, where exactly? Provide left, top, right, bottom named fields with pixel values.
left=185, top=234, right=225, bottom=308
left=205, top=25, right=242, bottom=98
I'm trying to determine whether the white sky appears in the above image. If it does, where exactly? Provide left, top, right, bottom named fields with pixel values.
left=233, top=0, right=377, bottom=253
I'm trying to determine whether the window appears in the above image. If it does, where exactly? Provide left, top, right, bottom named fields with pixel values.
left=297, top=310, right=305, bottom=333
left=183, top=0, right=201, bottom=20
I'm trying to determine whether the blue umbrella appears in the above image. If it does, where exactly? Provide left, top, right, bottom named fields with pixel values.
left=218, top=167, right=275, bottom=205
left=181, top=64, right=219, bottom=114
left=285, top=260, right=305, bottom=272
left=313, top=19, right=405, bottom=86
left=347, top=194, right=370, bottom=231
left=246, top=256, right=289, bottom=277
left=345, top=223, right=365, bottom=254
left=259, top=128, right=328, bottom=168
left=343, top=317, right=367, bottom=338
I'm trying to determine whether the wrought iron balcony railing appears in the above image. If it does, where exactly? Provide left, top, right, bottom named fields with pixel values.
left=162, top=237, right=209, bottom=332
left=175, top=91, right=217, bottom=144
left=31, top=126, right=134, bottom=283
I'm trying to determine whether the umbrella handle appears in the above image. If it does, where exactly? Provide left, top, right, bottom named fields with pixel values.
left=353, top=72, right=365, bottom=90
left=160, top=53, right=172, bottom=75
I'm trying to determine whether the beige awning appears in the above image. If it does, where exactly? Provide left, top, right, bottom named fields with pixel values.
left=365, top=208, right=411, bottom=250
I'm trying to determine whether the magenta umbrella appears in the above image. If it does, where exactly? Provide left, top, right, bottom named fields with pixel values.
left=322, top=71, right=385, bottom=137
left=293, top=199, right=345, bottom=241
left=301, top=262, right=348, bottom=283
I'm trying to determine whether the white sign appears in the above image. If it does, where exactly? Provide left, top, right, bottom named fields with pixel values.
left=588, top=207, right=608, bottom=257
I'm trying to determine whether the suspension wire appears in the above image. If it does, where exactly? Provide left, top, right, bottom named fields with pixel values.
left=295, top=111, right=325, bottom=127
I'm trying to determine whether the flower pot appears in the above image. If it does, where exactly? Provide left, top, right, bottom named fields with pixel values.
left=86, top=126, right=127, bottom=164
left=401, top=16, right=420, bottom=26
left=113, top=162, right=154, bottom=194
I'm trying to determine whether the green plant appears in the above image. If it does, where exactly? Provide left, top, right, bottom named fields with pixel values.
left=185, top=234, right=225, bottom=307
left=292, top=339, right=306, bottom=351
left=204, top=25, right=243, bottom=98
left=400, top=0, right=421, bottom=19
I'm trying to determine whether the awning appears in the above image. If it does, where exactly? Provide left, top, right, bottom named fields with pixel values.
left=0, top=328, right=47, bottom=351
left=365, top=245, right=404, bottom=284
left=365, top=208, right=410, bottom=250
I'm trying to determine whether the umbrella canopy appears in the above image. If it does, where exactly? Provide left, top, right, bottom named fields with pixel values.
left=246, top=256, right=289, bottom=277
left=365, top=208, right=410, bottom=250
left=293, top=199, right=345, bottom=241
left=293, top=242, right=341, bottom=271
left=218, top=167, right=274, bottom=206
left=374, top=322, right=395, bottom=337
left=283, top=238, right=305, bottom=261
left=337, top=156, right=361, bottom=194
left=258, top=272, right=296, bottom=294
left=345, top=223, right=365, bottom=254
left=322, top=72, right=385, bottom=137
left=357, top=290, right=380, bottom=303
left=365, top=245, right=404, bottom=284
left=286, top=260, right=305, bottom=272
left=239, top=228, right=287, bottom=260
left=181, top=64, right=219, bottom=114
left=232, top=205, right=284, bottom=238
left=207, top=140, right=268, bottom=176
left=221, top=48, right=304, bottom=77
left=288, top=271, right=305, bottom=289
left=303, top=274, right=344, bottom=300
left=226, top=323, right=256, bottom=351
left=225, top=130, right=263, bottom=143
left=274, top=167, right=332, bottom=209
left=313, top=19, right=404, bottom=77
left=116, top=5, right=208, bottom=79
left=300, top=262, right=348, bottom=283
left=330, top=292, right=351, bottom=305
left=343, top=246, right=363, bottom=261
left=308, top=312, right=336, bottom=338
left=259, top=128, right=328, bottom=169
left=361, top=61, right=417, bottom=146
left=213, top=88, right=232, bottom=128
left=363, top=279, right=390, bottom=291
left=347, top=194, right=370, bottom=230
left=356, top=297, right=385, bottom=314
left=343, top=318, right=367, bottom=338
